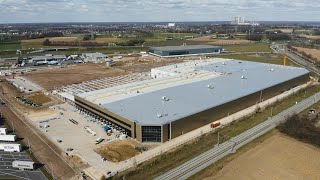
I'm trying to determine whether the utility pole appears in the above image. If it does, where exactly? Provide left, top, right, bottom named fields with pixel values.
left=284, top=47, right=287, bottom=66
left=11, top=121, right=15, bottom=133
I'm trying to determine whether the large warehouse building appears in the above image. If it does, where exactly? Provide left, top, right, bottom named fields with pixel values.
left=74, top=59, right=309, bottom=143
left=148, top=45, right=223, bottom=57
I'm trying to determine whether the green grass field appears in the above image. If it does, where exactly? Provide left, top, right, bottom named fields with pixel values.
left=144, top=33, right=198, bottom=42
left=0, top=43, right=21, bottom=50
left=114, top=84, right=320, bottom=180
left=224, top=44, right=272, bottom=52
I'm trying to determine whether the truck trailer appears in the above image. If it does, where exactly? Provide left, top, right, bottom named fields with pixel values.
left=12, top=161, right=35, bottom=170
left=0, top=135, right=17, bottom=142
left=0, top=144, right=21, bottom=152
left=0, top=128, right=7, bottom=135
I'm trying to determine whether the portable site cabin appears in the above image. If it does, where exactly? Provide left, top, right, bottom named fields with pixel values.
left=12, top=161, right=35, bottom=170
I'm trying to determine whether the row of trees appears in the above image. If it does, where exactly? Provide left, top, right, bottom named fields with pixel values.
left=117, top=39, right=145, bottom=46
left=43, top=38, right=145, bottom=46
left=245, top=32, right=292, bottom=41
left=246, top=34, right=263, bottom=41
left=29, top=32, right=63, bottom=39
left=266, top=32, right=291, bottom=41
left=277, top=114, right=320, bottom=147
left=83, top=34, right=97, bottom=41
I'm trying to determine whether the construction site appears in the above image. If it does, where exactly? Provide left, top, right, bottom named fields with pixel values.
left=0, top=53, right=316, bottom=179
left=56, top=58, right=308, bottom=144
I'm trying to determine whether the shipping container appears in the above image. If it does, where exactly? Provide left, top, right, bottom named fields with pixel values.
left=0, top=144, right=21, bottom=152
left=0, top=128, right=7, bottom=135
left=12, top=161, right=35, bottom=170
left=0, top=135, right=17, bottom=142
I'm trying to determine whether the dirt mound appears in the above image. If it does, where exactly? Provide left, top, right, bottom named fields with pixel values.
left=95, top=139, right=142, bottom=162
left=26, top=93, right=52, bottom=104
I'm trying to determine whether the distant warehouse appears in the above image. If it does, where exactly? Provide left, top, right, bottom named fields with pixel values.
left=148, top=45, right=223, bottom=57
left=74, top=59, right=309, bottom=143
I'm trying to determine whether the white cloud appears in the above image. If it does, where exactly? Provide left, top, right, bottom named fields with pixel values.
left=0, top=0, right=319, bottom=23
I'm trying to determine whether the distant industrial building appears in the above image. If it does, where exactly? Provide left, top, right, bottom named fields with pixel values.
left=231, top=16, right=259, bottom=26
left=74, top=59, right=309, bottom=143
left=81, top=52, right=112, bottom=64
left=29, top=54, right=66, bottom=65
left=0, top=57, right=18, bottom=66
left=168, top=23, right=176, bottom=27
left=149, top=45, right=223, bottom=57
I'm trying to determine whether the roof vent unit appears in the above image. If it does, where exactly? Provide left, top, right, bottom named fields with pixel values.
left=270, top=68, right=274, bottom=72
left=174, top=65, right=178, bottom=68
left=207, top=85, right=214, bottom=89
left=222, top=62, right=226, bottom=65
left=157, top=113, right=163, bottom=118
left=241, top=75, right=247, bottom=79
left=162, top=96, right=170, bottom=101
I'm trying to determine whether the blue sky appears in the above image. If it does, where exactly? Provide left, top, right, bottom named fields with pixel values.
left=0, top=0, right=319, bottom=23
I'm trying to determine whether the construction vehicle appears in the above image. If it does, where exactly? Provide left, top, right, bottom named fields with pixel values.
left=95, top=137, right=104, bottom=144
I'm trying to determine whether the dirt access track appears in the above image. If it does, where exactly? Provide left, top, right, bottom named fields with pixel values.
left=0, top=93, right=79, bottom=180
left=209, top=132, right=320, bottom=180
left=24, top=64, right=127, bottom=91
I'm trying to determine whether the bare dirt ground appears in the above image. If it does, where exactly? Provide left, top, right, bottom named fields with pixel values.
left=293, top=46, right=320, bottom=61
left=189, top=36, right=252, bottom=44
left=65, top=154, right=88, bottom=169
left=273, top=28, right=294, bottom=33
left=49, top=37, right=80, bottom=42
left=95, top=139, right=142, bottom=163
left=207, top=132, right=320, bottom=180
left=24, top=64, right=127, bottom=90
left=206, top=39, right=253, bottom=45
left=117, top=59, right=183, bottom=73
left=26, top=92, right=52, bottom=105
left=0, top=80, right=60, bottom=114
left=302, top=35, right=320, bottom=40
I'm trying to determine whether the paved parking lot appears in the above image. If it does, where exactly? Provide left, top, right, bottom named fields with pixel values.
left=0, top=151, right=47, bottom=180
left=35, top=104, right=129, bottom=176
left=6, top=77, right=43, bottom=93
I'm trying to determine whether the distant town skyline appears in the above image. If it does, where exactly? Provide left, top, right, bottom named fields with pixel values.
left=0, top=0, right=319, bottom=23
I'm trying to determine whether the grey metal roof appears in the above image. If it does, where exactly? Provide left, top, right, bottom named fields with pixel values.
left=53, top=55, right=67, bottom=59
left=95, top=60, right=309, bottom=125
left=150, top=45, right=222, bottom=51
left=31, top=56, right=53, bottom=61
left=82, top=52, right=107, bottom=59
